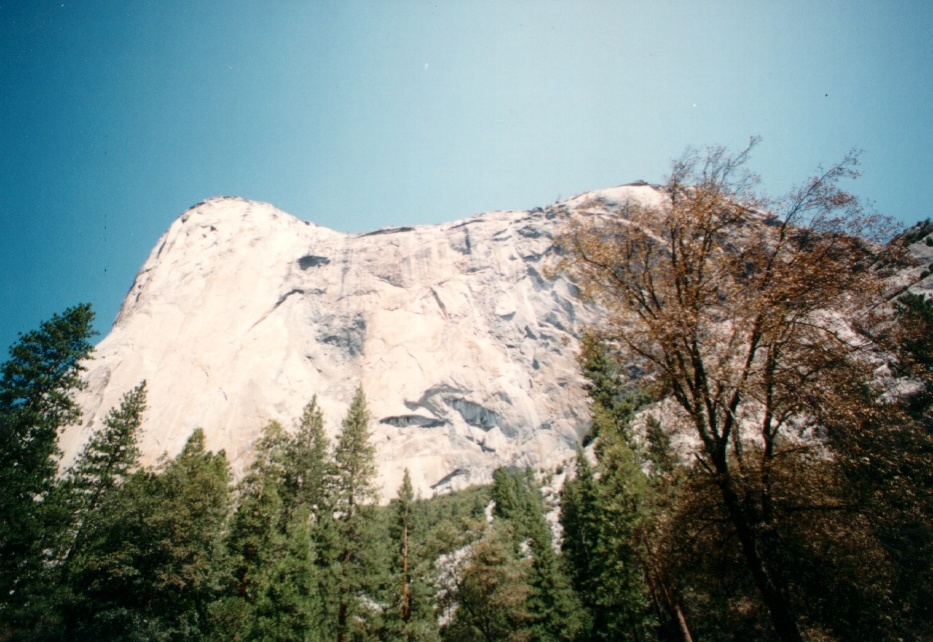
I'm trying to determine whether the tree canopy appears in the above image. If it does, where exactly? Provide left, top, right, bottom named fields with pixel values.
left=554, top=140, right=929, bottom=641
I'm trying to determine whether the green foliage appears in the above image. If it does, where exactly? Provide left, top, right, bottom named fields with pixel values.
left=8, top=295, right=930, bottom=642
left=283, top=395, right=331, bottom=521
left=330, top=386, right=382, bottom=641
left=58, top=382, right=148, bottom=567
left=0, top=303, right=96, bottom=464
left=491, top=467, right=548, bottom=546
left=56, top=428, right=231, bottom=641
left=578, top=332, right=648, bottom=446
left=901, top=218, right=933, bottom=245
left=332, top=386, right=378, bottom=517
left=0, top=303, right=96, bottom=634
left=560, top=442, right=655, bottom=642
left=490, top=467, right=582, bottom=641
left=417, top=484, right=490, bottom=560
left=216, top=420, right=313, bottom=640
left=384, top=469, right=440, bottom=642
left=441, top=526, right=531, bottom=642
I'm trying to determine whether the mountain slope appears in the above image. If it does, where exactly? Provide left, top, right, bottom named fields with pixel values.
left=59, top=185, right=664, bottom=497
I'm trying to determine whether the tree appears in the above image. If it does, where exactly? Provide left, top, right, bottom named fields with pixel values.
left=57, top=382, right=147, bottom=577
left=330, top=386, right=380, bottom=642
left=554, top=139, right=898, bottom=642
left=847, top=291, right=933, bottom=638
left=442, top=526, right=531, bottom=642
left=560, top=443, right=655, bottom=642
left=578, top=333, right=647, bottom=446
left=491, top=468, right=582, bottom=642
left=385, top=468, right=439, bottom=642
left=216, top=421, right=301, bottom=640
left=559, top=451, right=599, bottom=626
left=147, top=428, right=232, bottom=636
left=283, top=395, right=332, bottom=522
left=58, top=428, right=231, bottom=640
left=637, top=415, right=693, bottom=642
left=0, top=303, right=95, bottom=631
left=566, top=335, right=661, bottom=641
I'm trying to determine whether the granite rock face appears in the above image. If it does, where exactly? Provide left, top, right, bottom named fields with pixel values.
left=61, top=185, right=662, bottom=497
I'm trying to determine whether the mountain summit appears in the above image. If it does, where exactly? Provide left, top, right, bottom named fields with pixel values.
left=61, top=186, right=661, bottom=496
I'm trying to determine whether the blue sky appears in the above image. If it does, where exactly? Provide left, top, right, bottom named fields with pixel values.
left=2, top=1, right=931, bottom=353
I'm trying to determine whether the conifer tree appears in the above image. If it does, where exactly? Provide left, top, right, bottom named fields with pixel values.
left=563, top=333, right=659, bottom=641
left=590, top=430, right=655, bottom=641
left=442, top=525, right=531, bottom=642
left=559, top=451, right=599, bottom=619
left=217, top=418, right=331, bottom=641
left=217, top=421, right=291, bottom=638
left=283, top=395, right=332, bottom=521
left=491, top=467, right=582, bottom=641
left=560, top=442, right=655, bottom=642
left=144, top=428, right=231, bottom=638
left=393, top=469, right=416, bottom=627
left=386, top=468, right=439, bottom=641
left=578, top=333, right=646, bottom=446
left=250, top=504, right=323, bottom=642
left=491, top=467, right=541, bottom=541
left=0, top=303, right=95, bottom=631
left=63, top=428, right=231, bottom=640
left=639, top=415, right=693, bottom=642
left=331, top=386, right=380, bottom=642
left=57, top=382, right=147, bottom=575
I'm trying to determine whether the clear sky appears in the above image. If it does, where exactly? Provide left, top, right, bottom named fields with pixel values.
left=2, top=1, right=931, bottom=353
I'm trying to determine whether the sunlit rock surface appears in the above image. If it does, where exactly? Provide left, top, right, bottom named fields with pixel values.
left=61, top=185, right=662, bottom=497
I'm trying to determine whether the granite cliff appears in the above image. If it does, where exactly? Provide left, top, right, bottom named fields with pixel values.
left=60, top=184, right=665, bottom=497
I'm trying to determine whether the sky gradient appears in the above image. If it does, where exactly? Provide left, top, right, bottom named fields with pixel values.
left=2, top=1, right=931, bottom=353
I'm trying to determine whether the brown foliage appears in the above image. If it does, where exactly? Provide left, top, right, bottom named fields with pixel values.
left=553, top=139, right=904, bottom=642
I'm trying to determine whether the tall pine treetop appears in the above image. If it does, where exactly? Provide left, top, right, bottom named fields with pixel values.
left=333, top=385, right=377, bottom=512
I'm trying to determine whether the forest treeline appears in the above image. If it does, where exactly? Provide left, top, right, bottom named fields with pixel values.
left=0, top=292, right=930, bottom=641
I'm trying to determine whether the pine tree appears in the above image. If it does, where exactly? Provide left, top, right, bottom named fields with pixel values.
left=490, top=467, right=582, bottom=641
left=639, top=415, right=694, bottom=642
left=145, top=429, right=232, bottom=638
left=591, top=429, right=655, bottom=641
left=218, top=421, right=290, bottom=638
left=442, top=525, right=531, bottom=642
left=62, top=429, right=231, bottom=640
left=330, top=386, right=380, bottom=642
left=525, top=540, right=583, bottom=642
left=565, top=331, right=659, bottom=641
left=559, top=451, right=599, bottom=616
left=393, top=470, right=416, bottom=628
left=386, top=469, right=439, bottom=641
left=214, top=419, right=330, bottom=641
left=251, top=504, right=323, bottom=642
left=283, top=395, right=332, bottom=521
left=57, top=382, right=147, bottom=576
left=0, top=303, right=95, bottom=632
left=578, top=333, right=647, bottom=447
left=561, top=442, right=656, bottom=642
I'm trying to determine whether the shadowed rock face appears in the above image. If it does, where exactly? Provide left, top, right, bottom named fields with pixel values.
left=61, top=186, right=663, bottom=498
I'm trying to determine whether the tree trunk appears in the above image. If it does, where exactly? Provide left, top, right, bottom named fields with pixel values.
left=673, top=603, right=693, bottom=642
left=717, top=476, right=804, bottom=642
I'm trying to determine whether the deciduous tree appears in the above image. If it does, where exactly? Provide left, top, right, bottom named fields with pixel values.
left=554, top=139, right=897, bottom=642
